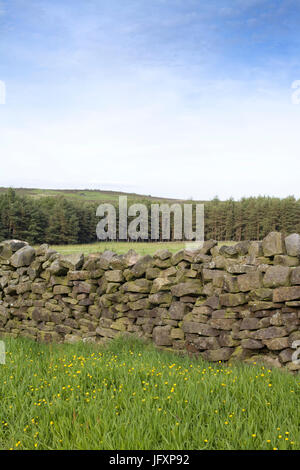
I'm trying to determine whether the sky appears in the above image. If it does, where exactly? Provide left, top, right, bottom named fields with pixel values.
left=0, top=0, right=300, bottom=200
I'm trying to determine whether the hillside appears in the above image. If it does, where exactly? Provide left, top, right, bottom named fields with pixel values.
left=0, top=187, right=195, bottom=205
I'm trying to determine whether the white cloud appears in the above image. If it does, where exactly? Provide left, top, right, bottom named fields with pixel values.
left=1, top=73, right=299, bottom=200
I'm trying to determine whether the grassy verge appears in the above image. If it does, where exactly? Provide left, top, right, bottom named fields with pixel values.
left=0, top=336, right=298, bottom=450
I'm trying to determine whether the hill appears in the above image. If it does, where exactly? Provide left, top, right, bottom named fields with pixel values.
left=0, top=187, right=195, bottom=205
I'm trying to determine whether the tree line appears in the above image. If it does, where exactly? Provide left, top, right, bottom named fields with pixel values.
left=0, top=189, right=300, bottom=245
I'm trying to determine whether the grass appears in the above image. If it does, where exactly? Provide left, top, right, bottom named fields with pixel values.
left=50, top=241, right=187, bottom=256
left=0, top=335, right=299, bottom=450
left=50, top=241, right=236, bottom=256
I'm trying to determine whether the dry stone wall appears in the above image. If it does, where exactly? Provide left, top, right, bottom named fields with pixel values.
left=1, top=232, right=300, bottom=372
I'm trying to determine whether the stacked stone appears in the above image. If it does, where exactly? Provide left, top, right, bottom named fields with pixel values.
left=0, top=231, right=300, bottom=372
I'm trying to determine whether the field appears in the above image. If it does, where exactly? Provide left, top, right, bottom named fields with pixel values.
left=51, top=241, right=187, bottom=256
left=0, top=336, right=299, bottom=450
left=50, top=241, right=236, bottom=256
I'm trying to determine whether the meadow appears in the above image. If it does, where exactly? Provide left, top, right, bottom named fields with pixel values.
left=0, top=335, right=299, bottom=450
left=50, top=241, right=236, bottom=256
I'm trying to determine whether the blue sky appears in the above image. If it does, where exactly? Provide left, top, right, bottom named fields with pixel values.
left=0, top=0, right=300, bottom=199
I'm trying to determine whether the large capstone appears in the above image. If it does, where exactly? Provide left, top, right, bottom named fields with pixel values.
left=10, top=245, right=35, bottom=267
left=285, top=233, right=300, bottom=257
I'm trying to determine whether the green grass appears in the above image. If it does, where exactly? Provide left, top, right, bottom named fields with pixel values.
left=50, top=241, right=187, bottom=256
left=50, top=241, right=236, bottom=256
left=0, top=336, right=299, bottom=450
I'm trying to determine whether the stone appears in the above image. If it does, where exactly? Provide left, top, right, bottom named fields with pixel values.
left=250, top=288, right=273, bottom=300
left=218, top=332, right=239, bottom=347
left=153, top=249, right=172, bottom=260
left=170, top=328, right=184, bottom=340
left=211, top=310, right=238, bottom=319
left=201, top=348, right=234, bottom=362
left=160, top=266, right=177, bottom=278
left=10, top=246, right=36, bottom=268
left=291, top=267, right=300, bottom=285
left=204, top=295, right=220, bottom=310
left=208, top=318, right=236, bottom=330
left=235, top=241, right=251, bottom=255
left=278, top=348, right=293, bottom=363
left=122, top=279, right=152, bottom=293
left=74, top=281, right=93, bottom=294
left=241, top=339, right=264, bottom=349
left=146, top=267, right=161, bottom=280
left=226, top=263, right=256, bottom=274
left=219, top=245, right=238, bottom=257
left=169, top=250, right=188, bottom=265
left=149, top=292, right=172, bottom=306
left=285, top=300, right=300, bottom=307
left=169, top=302, right=187, bottom=320
left=273, top=286, right=300, bottom=302
left=193, top=253, right=212, bottom=264
left=152, top=325, right=172, bottom=346
left=193, top=336, right=220, bottom=350
left=37, top=330, right=61, bottom=343
left=219, top=293, right=246, bottom=307
left=249, top=301, right=280, bottom=311
left=171, top=280, right=202, bottom=297
left=16, top=282, right=31, bottom=294
left=123, top=249, right=140, bottom=267
left=198, top=239, right=218, bottom=255
left=68, top=268, right=91, bottom=281
left=32, top=308, right=50, bottom=322
left=96, top=251, right=116, bottom=270
left=59, top=253, right=84, bottom=271
left=273, top=255, right=299, bottom=267
left=105, top=270, right=124, bottom=283
left=151, top=277, right=173, bottom=294
left=262, top=337, right=289, bottom=350
left=263, top=265, right=290, bottom=288
left=95, top=327, right=119, bottom=338
left=285, top=233, right=300, bottom=257
left=223, top=274, right=240, bottom=293
left=0, top=240, right=28, bottom=254
left=270, top=312, right=283, bottom=326
left=237, top=272, right=262, bottom=292
left=48, top=259, right=68, bottom=276
left=244, top=355, right=282, bottom=369
left=248, top=241, right=263, bottom=258
left=131, top=255, right=153, bottom=278
left=64, top=334, right=82, bottom=344
left=240, top=318, right=260, bottom=330
left=53, top=285, right=72, bottom=295
left=182, top=321, right=219, bottom=336
left=262, top=232, right=283, bottom=257
left=250, top=326, right=287, bottom=340
left=153, top=258, right=172, bottom=269
left=214, top=255, right=226, bottom=269
left=109, top=255, right=126, bottom=270
left=128, top=298, right=151, bottom=310
left=110, top=318, right=130, bottom=331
